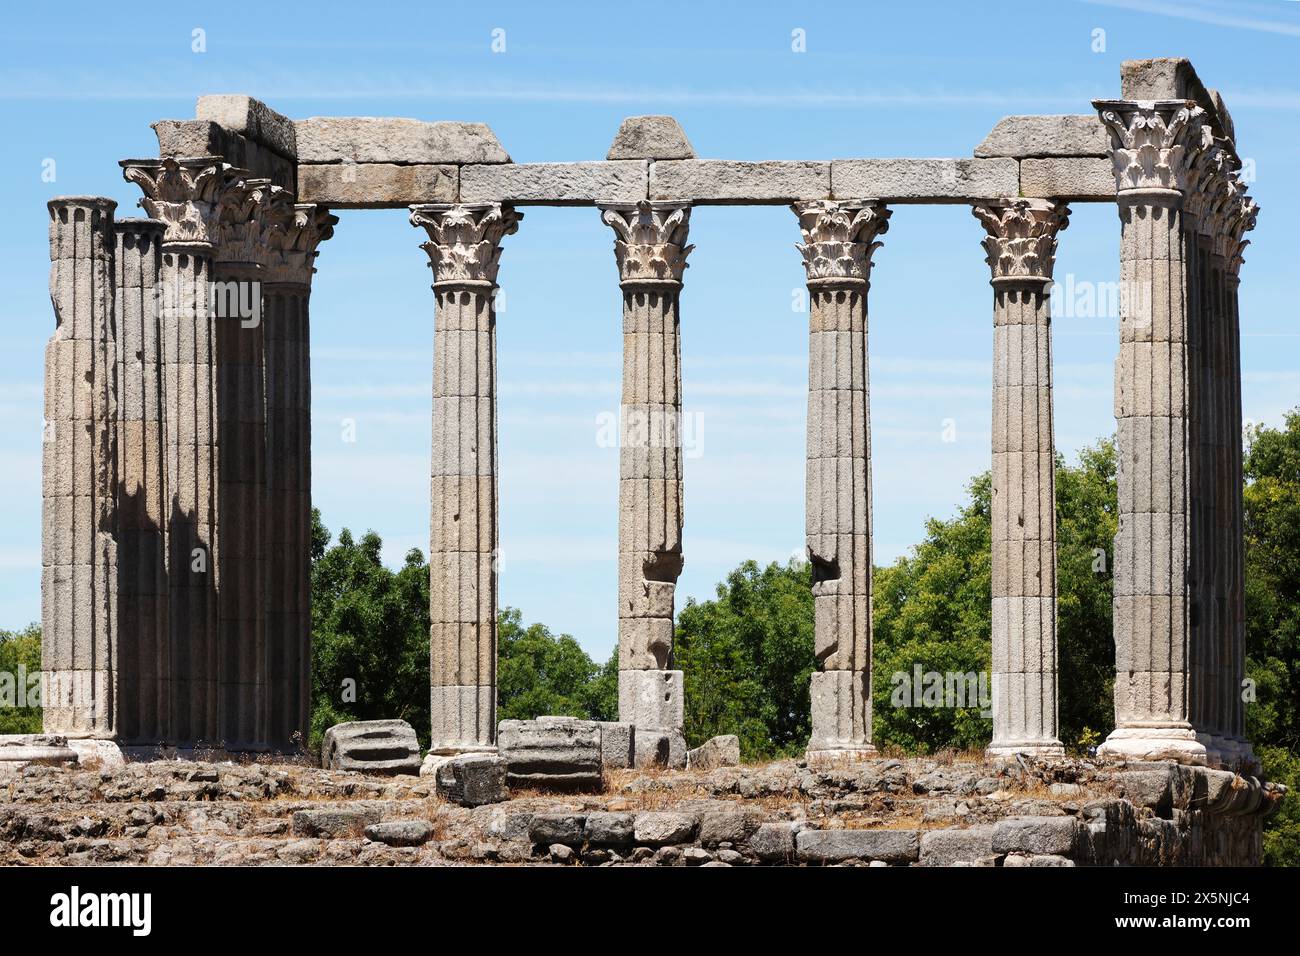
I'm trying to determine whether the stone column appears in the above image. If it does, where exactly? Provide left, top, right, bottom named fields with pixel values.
left=261, top=198, right=335, bottom=750
left=791, top=199, right=889, bottom=765
left=600, top=201, right=692, bottom=765
left=112, top=215, right=169, bottom=744
left=1093, top=101, right=1209, bottom=762
left=1217, top=177, right=1258, bottom=769
left=972, top=199, right=1069, bottom=758
left=43, top=197, right=120, bottom=740
left=122, top=157, right=253, bottom=746
left=411, top=202, right=520, bottom=754
left=212, top=180, right=270, bottom=749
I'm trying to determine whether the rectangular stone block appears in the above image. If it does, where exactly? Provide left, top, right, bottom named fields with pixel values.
left=597, top=721, right=635, bottom=769
left=1019, top=158, right=1115, bottom=202
left=151, top=121, right=295, bottom=191
left=498, top=716, right=603, bottom=790
left=618, top=668, right=684, bottom=731
left=428, top=684, right=495, bottom=753
left=294, top=117, right=510, bottom=164
left=298, top=163, right=457, bottom=208
left=196, top=95, right=297, bottom=158
left=650, top=160, right=831, bottom=204
left=831, top=158, right=1017, bottom=202
left=809, top=669, right=870, bottom=750
left=975, top=115, right=1109, bottom=158
left=796, top=828, right=920, bottom=863
left=459, top=161, right=647, bottom=205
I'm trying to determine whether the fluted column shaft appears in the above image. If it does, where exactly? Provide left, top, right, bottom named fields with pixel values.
left=261, top=200, right=334, bottom=750
left=791, top=199, right=889, bottom=763
left=42, top=197, right=120, bottom=737
left=123, top=156, right=254, bottom=746
left=600, top=201, right=691, bottom=756
left=974, top=199, right=1069, bottom=757
left=113, top=216, right=169, bottom=743
left=1095, top=101, right=1209, bottom=762
left=412, top=202, right=520, bottom=754
left=213, top=183, right=269, bottom=750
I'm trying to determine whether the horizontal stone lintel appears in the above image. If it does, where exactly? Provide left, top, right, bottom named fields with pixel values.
left=1019, top=157, right=1115, bottom=201
left=298, top=163, right=457, bottom=208
left=290, top=157, right=1117, bottom=207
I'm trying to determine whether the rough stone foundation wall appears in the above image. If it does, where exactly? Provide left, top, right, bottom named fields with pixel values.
left=0, top=757, right=1279, bottom=866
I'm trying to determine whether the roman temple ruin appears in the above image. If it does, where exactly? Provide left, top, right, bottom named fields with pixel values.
left=34, top=58, right=1260, bottom=773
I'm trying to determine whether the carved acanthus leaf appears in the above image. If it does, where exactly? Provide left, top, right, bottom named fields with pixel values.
left=600, top=201, right=693, bottom=286
left=261, top=201, right=338, bottom=285
left=1094, top=99, right=1206, bottom=194
left=410, top=202, right=521, bottom=286
left=121, top=157, right=250, bottom=248
left=792, top=200, right=890, bottom=283
left=972, top=198, right=1069, bottom=282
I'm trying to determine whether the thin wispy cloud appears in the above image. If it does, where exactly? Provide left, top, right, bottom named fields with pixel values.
left=1080, top=0, right=1300, bottom=37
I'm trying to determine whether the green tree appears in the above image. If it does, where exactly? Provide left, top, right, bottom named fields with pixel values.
left=1242, top=410, right=1300, bottom=866
left=309, top=510, right=431, bottom=748
left=872, top=441, right=1118, bottom=753
left=309, top=509, right=617, bottom=750
left=675, top=559, right=816, bottom=760
left=498, top=607, right=617, bottom=721
left=0, top=623, right=42, bottom=734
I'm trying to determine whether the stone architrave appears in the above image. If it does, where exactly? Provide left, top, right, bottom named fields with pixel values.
left=411, top=202, right=521, bottom=754
left=1092, top=101, right=1210, bottom=763
left=972, top=198, right=1069, bottom=758
left=790, top=199, right=890, bottom=764
left=598, top=201, right=692, bottom=750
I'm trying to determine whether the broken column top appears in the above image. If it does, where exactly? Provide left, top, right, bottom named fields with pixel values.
left=1119, top=58, right=1236, bottom=153
left=607, top=115, right=696, bottom=160
left=197, top=94, right=297, bottom=158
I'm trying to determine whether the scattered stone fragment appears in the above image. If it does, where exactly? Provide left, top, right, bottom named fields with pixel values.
left=498, top=717, right=603, bottom=791
left=687, top=735, right=741, bottom=771
left=365, top=820, right=433, bottom=847
left=633, top=812, right=698, bottom=846
left=321, top=720, right=421, bottom=776
left=292, top=807, right=381, bottom=839
left=434, top=753, right=507, bottom=807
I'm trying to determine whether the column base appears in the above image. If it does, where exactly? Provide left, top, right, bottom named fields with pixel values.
left=1098, top=726, right=1208, bottom=764
left=1198, top=734, right=1260, bottom=774
left=805, top=746, right=878, bottom=769
left=986, top=740, right=1066, bottom=760
left=429, top=684, right=496, bottom=754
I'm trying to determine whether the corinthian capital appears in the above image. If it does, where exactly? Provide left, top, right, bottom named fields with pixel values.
left=261, top=200, right=338, bottom=286
left=120, top=156, right=252, bottom=249
left=1093, top=99, right=1207, bottom=196
left=972, top=198, right=1069, bottom=284
left=600, top=201, right=693, bottom=287
left=1223, top=189, right=1259, bottom=277
left=410, top=202, right=521, bottom=287
left=791, top=200, right=890, bottom=286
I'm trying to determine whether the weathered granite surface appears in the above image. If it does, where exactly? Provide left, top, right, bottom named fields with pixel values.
left=0, top=756, right=1280, bottom=866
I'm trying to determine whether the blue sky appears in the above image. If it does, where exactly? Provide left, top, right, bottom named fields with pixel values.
left=1, top=0, right=1297, bottom=661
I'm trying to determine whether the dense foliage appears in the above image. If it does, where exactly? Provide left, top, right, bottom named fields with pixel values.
left=308, top=511, right=614, bottom=749
left=0, top=623, right=41, bottom=735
